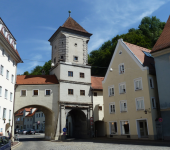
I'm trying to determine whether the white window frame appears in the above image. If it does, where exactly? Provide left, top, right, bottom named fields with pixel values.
left=119, top=63, right=125, bottom=74
left=120, top=100, right=127, bottom=112
left=3, top=108, right=6, bottom=119
left=109, top=102, right=115, bottom=114
left=11, top=74, right=14, bottom=83
left=120, top=120, right=130, bottom=135
left=109, top=121, right=118, bottom=135
left=5, top=89, right=8, bottom=99
left=0, top=65, right=4, bottom=76
left=33, top=89, right=39, bottom=96
left=0, top=86, right=2, bottom=97
left=119, top=82, right=126, bottom=94
left=108, top=85, right=114, bottom=97
left=151, top=97, right=156, bottom=109
left=6, top=70, right=9, bottom=80
left=134, top=77, right=143, bottom=91
left=45, top=89, right=51, bottom=96
left=149, top=77, right=154, bottom=89
left=10, top=92, right=13, bottom=102
left=135, top=97, right=145, bottom=110
left=20, top=89, right=27, bottom=96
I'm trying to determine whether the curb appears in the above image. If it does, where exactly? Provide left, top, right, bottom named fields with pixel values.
left=11, top=142, right=22, bottom=149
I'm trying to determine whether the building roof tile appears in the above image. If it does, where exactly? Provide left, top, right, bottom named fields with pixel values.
left=16, top=75, right=59, bottom=85
left=124, top=42, right=155, bottom=74
left=91, top=76, right=104, bottom=90
left=62, top=17, right=89, bottom=34
left=152, top=16, right=170, bottom=52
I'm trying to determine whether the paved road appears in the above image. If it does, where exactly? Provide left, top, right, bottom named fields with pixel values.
left=14, top=134, right=170, bottom=150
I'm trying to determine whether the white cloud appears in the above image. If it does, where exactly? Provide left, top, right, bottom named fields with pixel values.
left=81, top=0, right=169, bottom=52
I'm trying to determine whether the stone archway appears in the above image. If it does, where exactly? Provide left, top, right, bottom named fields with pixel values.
left=14, top=105, right=56, bottom=140
left=66, top=109, right=87, bottom=138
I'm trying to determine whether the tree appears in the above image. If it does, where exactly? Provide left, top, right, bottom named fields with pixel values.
left=88, top=16, right=165, bottom=76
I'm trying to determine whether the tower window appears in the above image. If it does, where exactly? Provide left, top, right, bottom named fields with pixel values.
left=68, top=71, right=73, bottom=77
left=80, top=73, right=84, bottom=78
left=54, top=57, right=56, bottom=64
left=80, top=90, right=85, bottom=96
left=73, top=56, right=78, bottom=62
left=61, top=56, right=63, bottom=59
left=68, top=89, right=73, bottom=95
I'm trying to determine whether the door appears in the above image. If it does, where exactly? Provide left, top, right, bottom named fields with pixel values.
left=139, top=120, right=148, bottom=138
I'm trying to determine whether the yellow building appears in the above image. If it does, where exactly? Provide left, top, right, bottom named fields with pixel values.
left=102, top=39, right=160, bottom=140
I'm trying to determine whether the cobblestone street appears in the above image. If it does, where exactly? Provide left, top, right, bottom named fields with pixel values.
left=13, top=134, right=170, bottom=150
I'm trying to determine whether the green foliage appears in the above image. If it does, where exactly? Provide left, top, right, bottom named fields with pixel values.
left=89, top=16, right=165, bottom=76
left=23, top=60, right=51, bottom=75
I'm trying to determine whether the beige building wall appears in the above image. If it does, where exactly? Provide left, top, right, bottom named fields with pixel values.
left=102, top=40, right=159, bottom=140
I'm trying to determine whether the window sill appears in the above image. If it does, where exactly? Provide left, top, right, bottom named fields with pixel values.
left=135, top=89, right=142, bottom=91
left=137, top=109, right=144, bottom=111
left=121, top=134, right=130, bottom=136
left=109, top=95, right=114, bottom=97
left=110, top=112, right=115, bottom=114
left=120, top=92, right=126, bottom=94
left=121, top=110, right=127, bottom=112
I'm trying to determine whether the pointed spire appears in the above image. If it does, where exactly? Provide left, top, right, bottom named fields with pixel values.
left=152, top=15, right=170, bottom=52
left=62, top=17, right=89, bottom=33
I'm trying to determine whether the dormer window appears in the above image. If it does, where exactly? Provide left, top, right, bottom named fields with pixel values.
left=73, top=56, right=78, bottom=62
left=119, top=63, right=124, bottom=74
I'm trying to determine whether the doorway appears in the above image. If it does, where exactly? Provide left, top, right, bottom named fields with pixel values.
left=137, top=119, right=148, bottom=138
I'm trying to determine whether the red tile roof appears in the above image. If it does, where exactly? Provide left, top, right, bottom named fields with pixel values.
left=26, top=109, right=37, bottom=117
left=15, top=108, right=25, bottom=116
left=62, top=17, right=89, bottom=34
left=152, top=16, right=170, bottom=53
left=124, top=42, right=155, bottom=74
left=16, top=75, right=59, bottom=85
left=91, top=76, right=104, bottom=90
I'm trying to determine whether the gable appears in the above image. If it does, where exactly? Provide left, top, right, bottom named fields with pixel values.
left=102, top=39, right=148, bottom=84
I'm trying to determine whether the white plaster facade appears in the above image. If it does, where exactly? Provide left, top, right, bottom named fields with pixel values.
left=0, top=18, right=22, bottom=136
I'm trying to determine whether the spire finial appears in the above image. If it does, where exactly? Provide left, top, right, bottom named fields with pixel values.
left=68, top=10, right=71, bottom=17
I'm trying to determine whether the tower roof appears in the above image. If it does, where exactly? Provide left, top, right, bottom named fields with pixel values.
left=48, top=17, right=92, bottom=42
left=62, top=17, right=89, bottom=33
left=152, top=16, right=170, bottom=53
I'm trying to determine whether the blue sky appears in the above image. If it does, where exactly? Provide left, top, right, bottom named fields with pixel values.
left=0, top=0, right=170, bottom=74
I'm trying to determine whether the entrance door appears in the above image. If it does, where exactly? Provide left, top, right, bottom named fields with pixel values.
left=139, top=120, right=148, bottom=138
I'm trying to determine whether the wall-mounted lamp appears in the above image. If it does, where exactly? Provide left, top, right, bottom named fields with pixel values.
left=144, top=108, right=151, bottom=114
